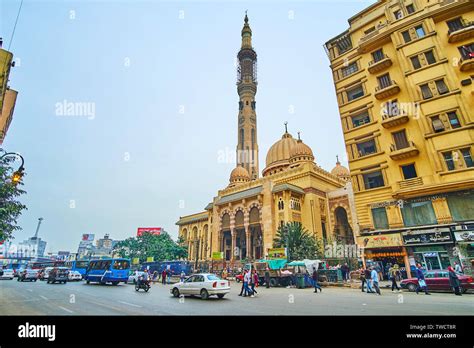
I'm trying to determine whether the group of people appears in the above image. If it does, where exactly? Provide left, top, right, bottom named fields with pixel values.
left=238, top=268, right=260, bottom=297
left=359, top=265, right=383, bottom=295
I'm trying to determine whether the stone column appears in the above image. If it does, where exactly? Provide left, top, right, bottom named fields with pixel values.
left=231, top=228, right=236, bottom=262
left=246, top=225, right=252, bottom=260
left=403, top=247, right=412, bottom=278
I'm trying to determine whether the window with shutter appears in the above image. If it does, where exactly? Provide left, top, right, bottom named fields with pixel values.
left=435, top=79, right=449, bottom=95
left=392, top=130, right=409, bottom=150
left=447, top=112, right=461, bottom=129
left=420, top=84, right=433, bottom=99
left=431, top=116, right=445, bottom=132
left=411, top=56, right=421, bottom=69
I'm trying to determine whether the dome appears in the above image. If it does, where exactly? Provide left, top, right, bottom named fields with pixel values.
left=263, top=131, right=298, bottom=176
left=331, top=157, right=350, bottom=180
left=289, top=139, right=314, bottom=163
left=229, top=165, right=250, bottom=184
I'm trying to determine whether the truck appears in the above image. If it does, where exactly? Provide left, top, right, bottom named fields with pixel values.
left=237, top=259, right=291, bottom=287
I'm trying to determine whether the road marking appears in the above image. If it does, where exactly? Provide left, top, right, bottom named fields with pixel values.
left=26, top=289, right=33, bottom=292
left=39, top=295, right=48, bottom=300
left=58, top=306, right=73, bottom=314
left=118, top=301, right=142, bottom=308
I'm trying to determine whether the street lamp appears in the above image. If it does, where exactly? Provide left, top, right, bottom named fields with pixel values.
left=0, top=152, right=25, bottom=185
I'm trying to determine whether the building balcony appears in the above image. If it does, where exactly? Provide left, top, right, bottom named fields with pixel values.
left=459, top=55, right=474, bottom=72
left=368, top=55, right=392, bottom=74
left=448, top=20, right=474, bottom=43
left=398, top=177, right=423, bottom=190
left=374, top=80, right=400, bottom=100
left=390, top=141, right=419, bottom=160
left=381, top=112, right=409, bottom=129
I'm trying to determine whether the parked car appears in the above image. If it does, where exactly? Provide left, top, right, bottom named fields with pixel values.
left=38, top=267, right=54, bottom=281
left=68, top=270, right=82, bottom=281
left=17, top=269, right=39, bottom=282
left=400, top=270, right=474, bottom=293
left=170, top=273, right=230, bottom=300
left=128, top=271, right=146, bottom=284
left=47, top=267, right=69, bottom=284
left=0, top=269, right=14, bottom=280
left=235, top=274, right=244, bottom=283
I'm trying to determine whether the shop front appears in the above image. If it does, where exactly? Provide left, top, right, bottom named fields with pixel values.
left=453, top=224, right=474, bottom=276
left=402, top=226, right=455, bottom=272
left=357, top=233, right=411, bottom=279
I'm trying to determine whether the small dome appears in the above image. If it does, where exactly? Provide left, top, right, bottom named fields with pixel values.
left=331, top=158, right=350, bottom=180
left=289, top=139, right=314, bottom=163
left=263, top=131, right=298, bottom=176
left=229, top=165, right=250, bottom=184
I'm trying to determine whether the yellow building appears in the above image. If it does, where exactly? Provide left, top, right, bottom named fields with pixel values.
left=176, top=15, right=358, bottom=268
left=0, top=43, right=18, bottom=146
left=325, top=0, right=474, bottom=275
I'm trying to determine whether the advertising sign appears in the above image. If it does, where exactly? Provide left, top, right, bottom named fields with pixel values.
left=402, top=229, right=452, bottom=246
left=454, top=231, right=474, bottom=243
left=357, top=233, right=403, bottom=249
left=267, top=248, right=287, bottom=259
left=132, top=258, right=140, bottom=265
left=137, top=227, right=162, bottom=237
left=212, top=252, right=224, bottom=260
left=82, top=234, right=95, bottom=241
left=146, top=256, right=154, bottom=262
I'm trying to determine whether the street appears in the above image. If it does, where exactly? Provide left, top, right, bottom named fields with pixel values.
left=1, top=279, right=472, bottom=315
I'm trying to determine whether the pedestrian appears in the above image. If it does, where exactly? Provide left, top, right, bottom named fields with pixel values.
left=243, top=269, right=254, bottom=297
left=375, top=263, right=383, bottom=281
left=364, top=267, right=374, bottom=293
left=222, top=268, right=228, bottom=280
left=370, top=266, right=381, bottom=295
left=454, top=262, right=463, bottom=274
left=250, top=269, right=258, bottom=295
left=340, top=263, right=347, bottom=282
left=389, top=264, right=401, bottom=292
left=167, top=269, right=172, bottom=284
left=152, top=271, right=158, bottom=282
left=415, top=263, right=430, bottom=295
left=238, top=269, right=246, bottom=296
left=161, top=269, right=167, bottom=285
left=312, top=267, right=322, bottom=293
left=180, top=271, right=186, bottom=283
left=264, top=267, right=270, bottom=289
left=360, top=267, right=366, bottom=292
left=448, top=266, right=462, bottom=296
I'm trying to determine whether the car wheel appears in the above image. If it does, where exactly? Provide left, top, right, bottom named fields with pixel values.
left=217, top=294, right=225, bottom=299
left=17, top=278, right=20, bottom=282
left=112, top=281, right=119, bottom=286
left=34, top=279, right=37, bottom=282
left=236, top=278, right=240, bottom=283
left=86, top=280, right=90, bottom=284
left=200, top=289, right=209, bottom=300
left=407, top=283, right=416, bottom=292
left=172, top=288, right=180, bottom=298
left=145, top=286, right=149, bottom=293
left=135, top=285, right=139, bottom=292
left=269, top=278, right=278, bottom=287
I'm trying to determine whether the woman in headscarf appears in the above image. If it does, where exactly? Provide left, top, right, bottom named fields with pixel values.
left=447, top=266, right=462, bottom=296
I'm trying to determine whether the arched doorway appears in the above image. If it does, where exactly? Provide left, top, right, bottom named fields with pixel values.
left=221, top=213, right=232, bottom=261
left=234, top=210, right=246, bottom=260
left=249, top=207, right=262, bottom=259
left=334, top=207, right=354, bottom=244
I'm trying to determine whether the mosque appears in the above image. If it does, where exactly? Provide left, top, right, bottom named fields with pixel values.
left=176, top=14, right=358, bottom=268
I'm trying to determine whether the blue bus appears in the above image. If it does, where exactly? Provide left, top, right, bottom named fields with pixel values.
left=84, top=258, right=130, bottom=285
left=140, top=260, right=192, bottom=276
left=65, top=260, right=90, bottom=277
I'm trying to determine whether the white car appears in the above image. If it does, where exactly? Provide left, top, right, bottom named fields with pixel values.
left=0, top=269, right=14, bottom=280
left=170, top=273, right=230, bottom=300
left=128, top=271, right=145, bottom=284
left=68, top=270, right=82, bottom=281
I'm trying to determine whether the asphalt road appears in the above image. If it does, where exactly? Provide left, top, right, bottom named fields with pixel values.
left=0, top=278, right=472, bottom=315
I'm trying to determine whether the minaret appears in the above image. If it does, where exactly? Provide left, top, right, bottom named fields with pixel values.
left=236, top=12, right=259, bottom=180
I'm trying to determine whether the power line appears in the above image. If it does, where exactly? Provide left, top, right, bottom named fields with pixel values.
left=8, top=0, right=24, bottom=51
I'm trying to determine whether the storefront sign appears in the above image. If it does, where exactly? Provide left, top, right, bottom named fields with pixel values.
left=454, top=231, right=474, bottom=243
left=132, top=258, right=140, bottom=265
left=146, top=256, right=154, bottom=262
left=402, top=229, right=452, bottom=246
left=212, top=252, right=224, bottom=260
left=357, top=233, right=403, bottom=249
left=267, top=248, right=287, bottom=259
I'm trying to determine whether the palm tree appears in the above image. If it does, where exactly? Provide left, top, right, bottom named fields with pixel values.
left=273, top=222, right=323, bottom=261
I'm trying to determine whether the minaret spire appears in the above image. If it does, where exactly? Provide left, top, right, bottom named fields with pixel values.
left=236, top=12, right=259, bottom=180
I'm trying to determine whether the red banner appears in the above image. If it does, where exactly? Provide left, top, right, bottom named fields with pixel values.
left=137, top=227, right=162, bottom=237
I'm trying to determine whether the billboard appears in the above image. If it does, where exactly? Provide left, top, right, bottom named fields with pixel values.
left=267, top=248, right=287, bottom=259
left=212, top=252, right=224, bottom=260
left=137, top=227, right=162, bottom=237
left=82, top=234, right=95, bottom=241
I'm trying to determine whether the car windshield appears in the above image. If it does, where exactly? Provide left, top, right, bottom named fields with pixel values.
left=207, top=275, right=221, bottom=281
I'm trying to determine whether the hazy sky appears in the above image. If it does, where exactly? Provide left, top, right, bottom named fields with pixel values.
left=1, top=0, right=373, bottom=253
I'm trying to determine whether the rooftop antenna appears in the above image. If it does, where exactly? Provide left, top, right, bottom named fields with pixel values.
left=284, top=121, right=288, bottom=133
left=33, top=217, right=44, bottom=239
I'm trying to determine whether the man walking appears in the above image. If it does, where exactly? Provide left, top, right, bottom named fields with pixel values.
left=360, top=267, right=366, bottom=292
left=454, top=261, right=463, bottom=274
left=243, top=269, right=254, bottom=297
left=161, top=269, right=167, bottom=285
left=264, top=267, right=270, bottom=289
left=364, top=267, right=373, bottom=293
left=250, top=269, right=258, bottom=296
left=415, top=263, right=430, bottom=295
left=389, top=264, right=401, bottom=292
left=238, top=269, right=246, bottom=296
left=312, top=267, right=322, bottom=293
left=371, top=266, right=381, bottom=295
left=448, top=266, right=462, bottom=296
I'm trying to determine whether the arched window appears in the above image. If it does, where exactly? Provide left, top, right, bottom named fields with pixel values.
left=278, top=199, right=284, bottom=210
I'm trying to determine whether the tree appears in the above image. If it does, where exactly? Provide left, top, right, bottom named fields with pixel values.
left=273, top=222, right=323, bottom=261
left=113, top=232, right=187, bottom=263
left=0, top=150, right=27, bottom=242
